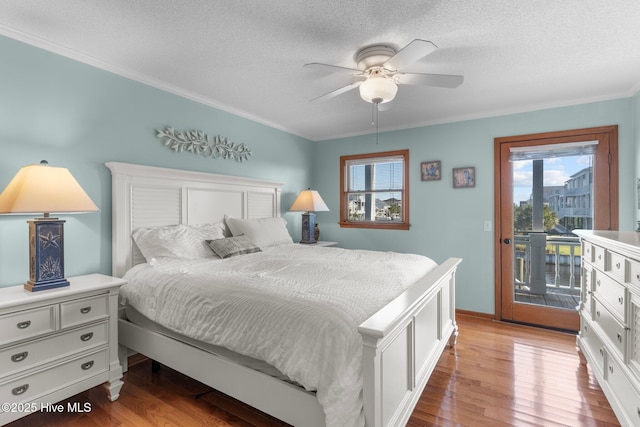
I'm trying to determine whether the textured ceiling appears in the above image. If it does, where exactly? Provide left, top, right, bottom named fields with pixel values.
left=1, top=1, right=640, bottom=141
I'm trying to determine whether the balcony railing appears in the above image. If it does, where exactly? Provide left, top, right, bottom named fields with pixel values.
left=514, top=234, right=581, bottom=294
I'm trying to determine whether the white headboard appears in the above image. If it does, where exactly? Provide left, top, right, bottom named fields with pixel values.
left=106, top=162, right=283, bottom=277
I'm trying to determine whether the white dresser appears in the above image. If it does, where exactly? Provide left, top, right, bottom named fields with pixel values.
left=574, top=230, right=640, bottom=427
left=0, top=274, right=125, bottom=425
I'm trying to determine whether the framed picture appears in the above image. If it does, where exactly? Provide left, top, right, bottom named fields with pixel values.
left=453, top=167, right=475, bottom=188
left=420, top=161, right=441, bottom=181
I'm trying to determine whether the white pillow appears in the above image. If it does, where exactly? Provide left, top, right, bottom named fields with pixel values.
left=225, top=216, right=293, bottom=249
left=191, top=222, right=228, bottom=240
left=132, top=223, right=224, bottom=261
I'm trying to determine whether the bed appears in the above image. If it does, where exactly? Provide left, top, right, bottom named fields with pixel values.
left=107, top=162, right=461, bottom=427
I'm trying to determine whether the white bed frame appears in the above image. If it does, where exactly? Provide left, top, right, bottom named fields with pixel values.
left=107, top=162, right=461, bottom=427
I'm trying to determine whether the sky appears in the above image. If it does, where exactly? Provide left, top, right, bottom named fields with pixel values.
left=349, top=161, right=403, bottom=202
left=512, top=155, right=593, bottom=204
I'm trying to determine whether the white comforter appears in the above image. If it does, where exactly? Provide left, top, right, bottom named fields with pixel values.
left=120, top=244, right=437, bottom=427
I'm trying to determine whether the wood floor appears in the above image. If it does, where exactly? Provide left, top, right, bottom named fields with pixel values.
left=6, top=314, right=620, bottom=427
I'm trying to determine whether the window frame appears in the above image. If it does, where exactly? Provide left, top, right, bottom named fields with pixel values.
left=339, top=149, right=410, bottom=230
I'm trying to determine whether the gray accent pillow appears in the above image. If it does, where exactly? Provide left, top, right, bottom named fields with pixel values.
left=206, top=235, right=261, bottom=259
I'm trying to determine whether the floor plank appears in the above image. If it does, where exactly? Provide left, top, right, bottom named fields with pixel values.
left=6, top=314, right=619, bottom=426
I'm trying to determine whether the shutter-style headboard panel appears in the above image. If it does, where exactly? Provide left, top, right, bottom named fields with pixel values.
left=106, top=162, right=283, bottom=277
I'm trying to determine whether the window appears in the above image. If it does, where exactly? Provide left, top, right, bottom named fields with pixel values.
left=339, top=149, right=409, bottom=230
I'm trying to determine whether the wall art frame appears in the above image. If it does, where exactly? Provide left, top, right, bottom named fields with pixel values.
left=420, top=161, right=441, bottom=181
left=452, top=167, right=475, bottom=188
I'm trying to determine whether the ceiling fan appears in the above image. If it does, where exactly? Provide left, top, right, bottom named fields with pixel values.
left=305, top=39, right=464, bottom=105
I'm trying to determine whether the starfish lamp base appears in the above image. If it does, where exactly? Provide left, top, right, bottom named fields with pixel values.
left=25, top=218, right=70, bottom=292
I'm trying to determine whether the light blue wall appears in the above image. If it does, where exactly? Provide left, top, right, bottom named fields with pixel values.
left=0, top=36, right=313, bottom=287
left=312, top=99, right=636, bottom=315
left=1, top=34, right=637, bottom=316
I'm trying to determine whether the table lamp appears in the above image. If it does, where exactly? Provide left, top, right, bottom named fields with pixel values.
left=290, top=189, right=329, bottom=244
left=0, top=161, right=99, bottom=291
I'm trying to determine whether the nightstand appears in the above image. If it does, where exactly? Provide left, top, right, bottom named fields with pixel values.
left=303, top=241, right=338, bottom=247
left=0, top=274, right=126, bottom=424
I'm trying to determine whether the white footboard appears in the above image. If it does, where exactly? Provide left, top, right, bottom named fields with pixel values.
left=359, top=257, right=461, bottom=427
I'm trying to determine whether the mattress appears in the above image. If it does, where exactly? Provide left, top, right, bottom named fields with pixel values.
left=125, top=303, right=296, bottom=384
left=120, top=244, right=437, bottom=427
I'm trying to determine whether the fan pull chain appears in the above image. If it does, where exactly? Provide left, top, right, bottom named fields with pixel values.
left=372, top=102, right=380, bottom=145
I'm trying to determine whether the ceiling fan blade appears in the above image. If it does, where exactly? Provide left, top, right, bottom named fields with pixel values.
left=304, top=62, right=361, bottom=74
left=397, top=72, right=464, bottom=88
left=309, top=81, right=363, bottom=103
left=383, top=39, right=437, bottom=72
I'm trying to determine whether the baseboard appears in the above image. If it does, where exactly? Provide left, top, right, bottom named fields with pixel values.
left=455, top=308, right=494, bottom=320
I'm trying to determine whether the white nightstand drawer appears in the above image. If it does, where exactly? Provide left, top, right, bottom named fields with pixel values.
left=0, top=322, right=108, bottom=377
left=60, top=294, right=108, bottom=329
left=0, top=349, right=108, bottom=405
left=594, top=270, right=627, bottom=321
left=594, top=299, right=627, bottom=360
left=0, top=306, right=56, bottom=346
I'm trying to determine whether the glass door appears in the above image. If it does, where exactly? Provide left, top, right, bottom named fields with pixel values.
left=511, top=150, right=593, bottom=319
left=494, top=126, right=618, bottom=331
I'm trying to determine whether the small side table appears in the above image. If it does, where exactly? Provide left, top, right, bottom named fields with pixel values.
left=301, top=241, right=338, bottom=247
left=0, top=274, right=126, bottom=425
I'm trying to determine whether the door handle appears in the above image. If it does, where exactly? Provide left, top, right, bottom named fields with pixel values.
left=503, top=238, right=512, bottom=245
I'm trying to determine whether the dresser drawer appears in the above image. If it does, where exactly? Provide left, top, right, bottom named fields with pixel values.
left=593, top=244, right=607, bottom=271
left=0, top=306, right=56, bottom=346
left=0, top=349, right=108, bottom=405
left=605, top=355, right=640, bottom=427
left=629, top=258, right=640, bottom=290
left=583, top=241, right=593, bottom=262
left=594, top=270, right=627, bottom=321
left=60, top=294, right=108, bottom=329
left=0, top=322, right=108, bottom=377
left=608, top=251, right=626, bottom=282
left=593, top=300, right=627, bottom=360
left=579, top=316, right=606, bottom=377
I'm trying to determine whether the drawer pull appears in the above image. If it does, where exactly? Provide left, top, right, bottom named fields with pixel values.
left=609, top=365, right=614, bottom=374
left=637, top=273, right=640, bottom=281
left=11, top=351, right=28, bottom=363
left=80, top=332, right=94, bottom=342
left=615, top=262, right=621, bottom=269
left=596, top=310, right=601, bottom=317
left=618, top=296, right=624, bottom=305
left=16, top=320, right=31, bottom=329
left=596, top=280, right=601, bottom=287
left=81, top=360, right=94, bottom=371
left=617, top=333, right=623, bottom=343
left=599, top=348, right=604, bottom=356
left=598, top=254, right=602, bottom=260
left=80, top=307, right=92, bottom=314
left=11, top=384, right=29, bottom=396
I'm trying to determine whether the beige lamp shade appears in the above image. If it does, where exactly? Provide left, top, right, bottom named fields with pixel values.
left=0, top=162, right=98, bottom=216
left=290, top=189, right=329, bottom=213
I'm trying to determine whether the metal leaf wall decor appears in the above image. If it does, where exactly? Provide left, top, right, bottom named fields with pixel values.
left=156, top=127, right=253, bottom=162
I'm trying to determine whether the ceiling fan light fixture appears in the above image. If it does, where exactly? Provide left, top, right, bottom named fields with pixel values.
left=359, top=73, right=398, bottom=104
